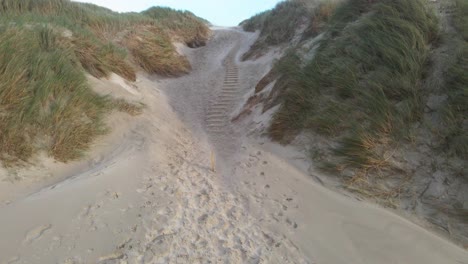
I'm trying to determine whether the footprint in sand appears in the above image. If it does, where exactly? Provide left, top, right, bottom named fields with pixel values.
left=98, top=251, right=125, bottom=263
left=5, top=256, right=20, bottom=264
left=23, top=224, right=52, bottom=244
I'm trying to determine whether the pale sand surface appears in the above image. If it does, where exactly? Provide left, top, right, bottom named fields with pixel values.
left=0, top=28, right=466, bottom=264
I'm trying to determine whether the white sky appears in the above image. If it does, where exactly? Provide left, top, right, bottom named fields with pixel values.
left=72, top=0, right=283, bottom=26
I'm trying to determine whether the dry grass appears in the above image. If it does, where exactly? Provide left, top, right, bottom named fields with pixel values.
left=344, top=170, right=410, bottom=208
left=124, top=26, right=191, bottom=76
left=143, top=7, right=210, bottom=47
left=72, top=34, right=136, bottom=81
left=113, top=99, right=145, bottom=116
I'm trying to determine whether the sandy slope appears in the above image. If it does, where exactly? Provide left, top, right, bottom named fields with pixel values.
left=0, top=28, right=467, bottom=264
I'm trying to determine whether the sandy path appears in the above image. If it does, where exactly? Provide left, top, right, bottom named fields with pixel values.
left=0, top=27, right=466, bottom=264
left=161, top=27, right=468, bottom=263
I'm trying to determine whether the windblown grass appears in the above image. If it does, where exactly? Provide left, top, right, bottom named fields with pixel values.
left=72, top=33, right=136, bottom=81
left=143, top=7, right=210, bottom=47
left=0, top=0, right=210, bottom=165
left=0, top=0, right=210, bottom=78
left=0, top=0, right=149, bottom=34
left=0, top=26, right=110, bottom=164
left=124, top=26, right=191, bottom=76
left=439, top=0, right=468, bottom=159
left=453, top=0, right=468, bottom=41
left=254, top=1, right=307, bottom=45
left=269, top=0, right=438, bottom=169
left=302, top=0, right=341, bottom=38
left=240, top=10, right=271, bottom=32
left=241, top=1, right=308, bottom=60
left=241, top=0, right=342, bottom=60
left=443, top=47, right=468, bottom=159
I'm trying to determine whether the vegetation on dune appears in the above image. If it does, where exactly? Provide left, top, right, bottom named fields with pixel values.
left=241, top=0, right=341, bottom=60
left=453, top=0, right=468, bottom=41
left=143, top=7, right=211, bottom=47
left=0, top=26, right=110, bottom=164
left=240, top=10, right=271, bottom=33
left=242, top=0, right=468, bottom=243
left=257, top=1, right=307, bottom=45
left=241, top=1, right=308, bottom=60
left=439, top=0, right=468, bottom=159
left=124, top=26, right=192, bottom=76
left=72, top=33, right=137, bottom=81
left=0, top=0, right=210, bottom=165
left=0, top=1, right=210, bottom=76
left=254, top=0, right=468, bottom=171
left=301, top=0, right=340, bottom=38
left=442, top=45, right=468, bottom=159
left=267, top=0, right=439, bottom=170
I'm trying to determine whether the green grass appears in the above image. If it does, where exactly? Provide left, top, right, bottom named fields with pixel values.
left=0, top=1, right=210, bottom=77
left=439, top=0, right=468, bottom=159
left=0, top=26, right=110, bottom=164
left=301, top=0, right=341, bottom=39
left=0, top=0, right=210, bottom=166
left=241, top=1, right=308, bottom=60
left=240, top=10, right=271, bottom=32
left=241, top=0, right=342, bottom=60
left=439, top=44, right=468, bottom=159
left=269, top=0, right=439, bottom=170
left=453, top=0, right=468, bottom=41
left=253, top=1, right=307, bottom=45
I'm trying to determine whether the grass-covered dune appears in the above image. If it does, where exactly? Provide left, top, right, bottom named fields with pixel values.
left=244, top=0, right=456, bottom=172
left=242, top=0, right=468, bottom=243
left=240, top=0, right=340, bottom=60
left=271, top=0, right=440, bottom=166
left=244, top=0, right=466, bottom=167
left=0, top=0, right=210, bottom=166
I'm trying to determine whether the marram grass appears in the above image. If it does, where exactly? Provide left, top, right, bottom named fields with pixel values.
left=0, top=0, right=210, bottom=165
left=269, top=0, right=439, bottom=169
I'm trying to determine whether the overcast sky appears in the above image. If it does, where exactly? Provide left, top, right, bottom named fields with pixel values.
left=72, top=0, right=282, bottom=26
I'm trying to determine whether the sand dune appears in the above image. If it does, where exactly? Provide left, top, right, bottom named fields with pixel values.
left=0, top=28, right=466, bottom=264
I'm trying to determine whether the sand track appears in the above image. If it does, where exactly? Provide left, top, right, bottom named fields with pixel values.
left=131, top=135, right=308, bottom=263
left=0, top=27, right=467, bottom=264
